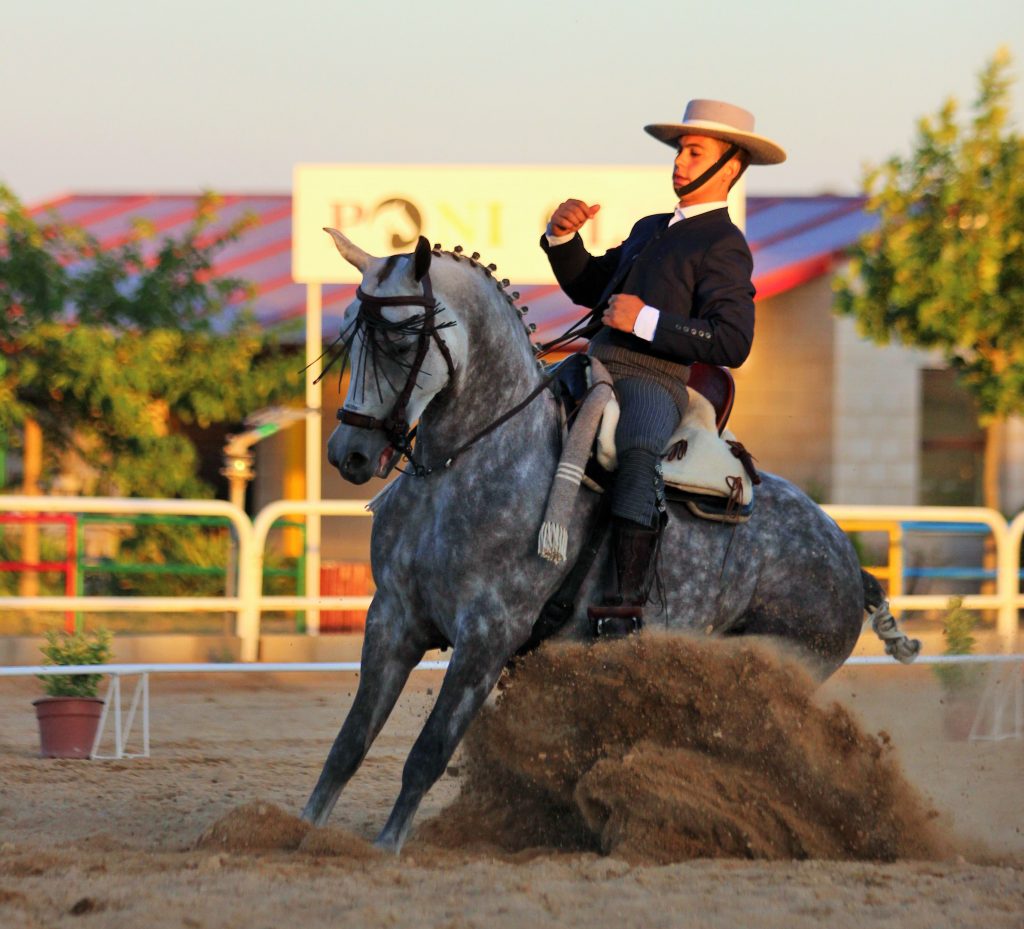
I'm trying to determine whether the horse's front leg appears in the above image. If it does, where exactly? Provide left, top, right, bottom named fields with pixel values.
left=374, top=609, right=521, bottom=853
left=301, top=594, right=425, bottom=826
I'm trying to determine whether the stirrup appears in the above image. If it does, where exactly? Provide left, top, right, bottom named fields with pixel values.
left=588, top=603, right=644, bottom=639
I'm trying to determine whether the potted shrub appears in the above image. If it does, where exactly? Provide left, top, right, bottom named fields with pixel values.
left=934, top=599, right=984, bottom=740
left=34, top=627, right=112, bottom=758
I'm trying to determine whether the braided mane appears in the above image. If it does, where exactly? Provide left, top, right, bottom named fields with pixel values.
left=315, top=243, right=539, bottom=398
left=428, top=242, right=538, bottom=349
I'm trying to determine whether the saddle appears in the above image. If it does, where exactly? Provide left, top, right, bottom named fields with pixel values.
left=550, top=353, right=759, bottom=523
left=520, top=354, right=758, bottom=656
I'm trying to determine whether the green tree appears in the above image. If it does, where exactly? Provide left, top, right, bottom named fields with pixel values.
left=0, top=187, right=302, bottom=497
left=834, top=49, right=1024, bottom=511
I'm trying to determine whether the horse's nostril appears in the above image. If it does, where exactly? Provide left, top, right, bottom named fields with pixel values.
left=343, top=452, right=368, bottom=474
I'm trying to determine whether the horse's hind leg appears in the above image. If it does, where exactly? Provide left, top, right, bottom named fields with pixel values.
left=301, top=602, right=424, bottom=826
left=374, top=620, right=513, bottom=853
left=725, top=590, right=862, bottom=680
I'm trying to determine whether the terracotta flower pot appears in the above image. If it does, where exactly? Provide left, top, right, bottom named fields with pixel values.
left=33, top=696, right=105, bottom=759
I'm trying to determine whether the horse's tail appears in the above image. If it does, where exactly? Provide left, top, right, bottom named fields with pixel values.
left=861, top=569, right=921, bottom=664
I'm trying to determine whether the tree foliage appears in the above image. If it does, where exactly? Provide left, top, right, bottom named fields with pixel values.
left=834, top=49, right=1024, bottom=422
left=0, top=187, right=303, bottom=496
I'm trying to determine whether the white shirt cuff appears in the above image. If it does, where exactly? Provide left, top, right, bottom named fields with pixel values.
left=545, top=224, right=575, bottom=247
left=632, top=305, right=660, bottom=341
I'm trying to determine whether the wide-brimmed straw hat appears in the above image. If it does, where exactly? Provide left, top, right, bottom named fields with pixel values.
left=645, top=99, right=786, bottom=165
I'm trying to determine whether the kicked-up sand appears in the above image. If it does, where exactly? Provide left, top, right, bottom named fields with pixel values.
left=0, top=635, right=1020, bottom=928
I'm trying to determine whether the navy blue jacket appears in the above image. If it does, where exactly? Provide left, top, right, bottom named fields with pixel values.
left=541, top=208, right=755, bottom=368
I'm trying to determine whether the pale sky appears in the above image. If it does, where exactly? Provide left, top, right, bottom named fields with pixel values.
left=3, top=0, right=1022, bottom=204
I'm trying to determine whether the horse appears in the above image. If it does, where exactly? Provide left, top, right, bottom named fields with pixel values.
left=301, top=230, right=914, bottom=853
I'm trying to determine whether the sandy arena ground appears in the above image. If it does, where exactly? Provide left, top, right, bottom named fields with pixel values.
left=0, top=652, right=1021, bottom=929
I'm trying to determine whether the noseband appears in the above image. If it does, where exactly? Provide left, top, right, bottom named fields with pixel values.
left=337, top=272, right=456, bottom=467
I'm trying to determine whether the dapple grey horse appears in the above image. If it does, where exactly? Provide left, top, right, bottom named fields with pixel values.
left=302, top=231, right=913, bottom=853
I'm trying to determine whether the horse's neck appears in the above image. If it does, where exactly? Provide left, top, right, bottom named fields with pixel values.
left=415, top=286, right=553, bottom=465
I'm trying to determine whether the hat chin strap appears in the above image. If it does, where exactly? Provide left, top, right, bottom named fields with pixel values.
left=674, top=144, right=740, bottom=197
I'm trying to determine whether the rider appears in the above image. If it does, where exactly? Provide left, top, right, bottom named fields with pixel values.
left=541, top=99, right=786, bottom=634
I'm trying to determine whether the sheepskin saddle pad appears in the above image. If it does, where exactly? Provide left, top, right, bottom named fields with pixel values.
left=594, top=386, right=757, bottom=516
left=546, top=353, right=759, bottom=523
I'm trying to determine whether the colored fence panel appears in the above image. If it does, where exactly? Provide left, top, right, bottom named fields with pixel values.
left=2, top=497, right=1021, bottom=660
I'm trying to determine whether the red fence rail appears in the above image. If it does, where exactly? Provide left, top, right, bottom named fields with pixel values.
left=0, top=512, right=77, bottom=630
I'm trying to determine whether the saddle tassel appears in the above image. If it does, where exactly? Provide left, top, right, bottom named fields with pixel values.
left=537, top=359, right=614, bottom=564
left=537, top=521, right=570, bottom=565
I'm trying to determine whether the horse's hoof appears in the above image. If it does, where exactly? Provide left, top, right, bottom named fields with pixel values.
left=372, top=834, right=402, bottom=856
left=299, top=799, right=332, bottom=828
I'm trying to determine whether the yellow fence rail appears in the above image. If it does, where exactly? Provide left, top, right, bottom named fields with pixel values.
left=831, top=518, right=904, bottom=602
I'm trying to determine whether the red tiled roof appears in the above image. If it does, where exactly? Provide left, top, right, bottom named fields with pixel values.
left=27, top=192, right=872, bottom=344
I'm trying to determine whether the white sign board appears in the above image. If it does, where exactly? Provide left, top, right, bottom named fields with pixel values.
left=292, top=164, right=682, bottom=285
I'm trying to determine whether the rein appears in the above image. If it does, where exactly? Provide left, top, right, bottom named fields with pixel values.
left=407, top=373, right=556, bottom=477
left=337, top=270, right=554, bottom=478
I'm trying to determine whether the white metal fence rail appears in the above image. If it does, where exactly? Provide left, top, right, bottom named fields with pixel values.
left=2, top=496, right=1022, bottom=660
left=0, top=497, right=253, bottom=618
left=246, top=499, right=374, bottom=645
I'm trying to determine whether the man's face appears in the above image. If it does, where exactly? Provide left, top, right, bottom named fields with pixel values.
left=673, top=134, right=737, bottom=205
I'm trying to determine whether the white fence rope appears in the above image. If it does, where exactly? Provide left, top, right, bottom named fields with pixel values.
left=2, top=661, right=452, bottom=677
left=1, top=654, right=1022, bottom=678
left=9, top=655, right=1022, bottom=757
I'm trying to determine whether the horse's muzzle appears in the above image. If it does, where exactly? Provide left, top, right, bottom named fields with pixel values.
left=338, top=451, right=374, bottom=484
left=329, top=417, right=402, bottom=484
left=328, top=435, right=398, bottom=484
left=328, top=428, right=374, bottom=484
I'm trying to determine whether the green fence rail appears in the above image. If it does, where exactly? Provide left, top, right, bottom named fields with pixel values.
left=74, top=513, right=307, bottom=631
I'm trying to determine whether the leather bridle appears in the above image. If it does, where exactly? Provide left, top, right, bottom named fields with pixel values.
left=336, top=269, right=556, bottom=478
left=336, top=272, right=456, bottom=469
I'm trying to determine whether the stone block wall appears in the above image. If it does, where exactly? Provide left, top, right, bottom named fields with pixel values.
left=831, top=315, right=925, bottom=505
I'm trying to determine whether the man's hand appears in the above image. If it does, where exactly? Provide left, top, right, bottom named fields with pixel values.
left=548, top=199, right=601, bottom=237
left=602, top=294, right=644, bottom=333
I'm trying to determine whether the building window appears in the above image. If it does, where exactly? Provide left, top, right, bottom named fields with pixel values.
left=919, top=369, right=984, bottom=506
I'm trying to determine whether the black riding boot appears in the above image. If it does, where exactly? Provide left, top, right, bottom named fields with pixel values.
left=588, top=519, right=661, bottom=638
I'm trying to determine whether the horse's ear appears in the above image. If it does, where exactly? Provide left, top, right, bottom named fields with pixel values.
left=413, top=236, right=432, bottom=281
left=323, top=227, right=371, bottom=271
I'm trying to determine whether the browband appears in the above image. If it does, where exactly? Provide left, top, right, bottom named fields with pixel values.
left=356, top=276, right=435, bottom=308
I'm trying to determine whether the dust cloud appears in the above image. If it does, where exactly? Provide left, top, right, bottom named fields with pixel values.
left=423, top=635, right=952, bottom=863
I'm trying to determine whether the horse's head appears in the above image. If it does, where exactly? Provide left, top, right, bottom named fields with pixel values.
left=323, top=229, right=459, bottom=484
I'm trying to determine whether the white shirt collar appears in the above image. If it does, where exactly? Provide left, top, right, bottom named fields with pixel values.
left=670, top=201, right=729, bottom=225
